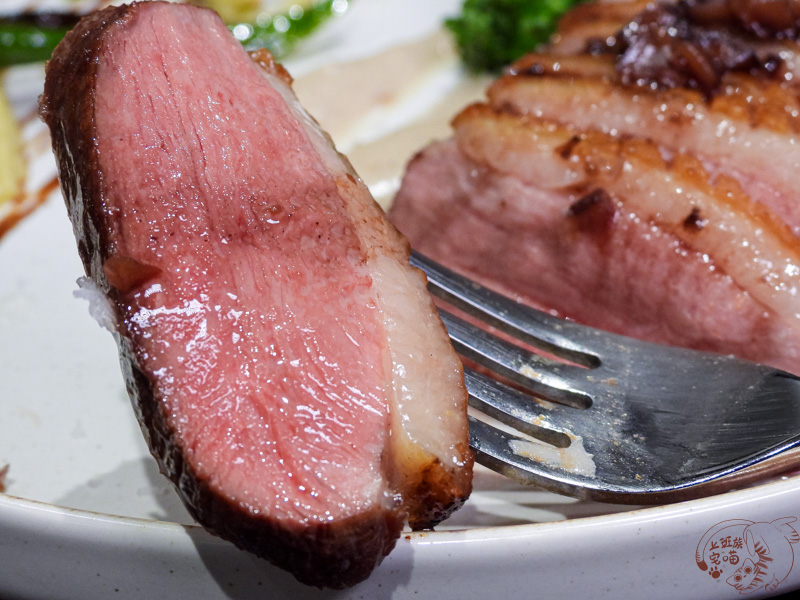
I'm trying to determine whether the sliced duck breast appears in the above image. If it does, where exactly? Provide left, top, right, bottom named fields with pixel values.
left=41, top=1, right=471, bottom=588
left=490, top=53, right=800, bottom=237
left=390, top=104, right=800, bottom=373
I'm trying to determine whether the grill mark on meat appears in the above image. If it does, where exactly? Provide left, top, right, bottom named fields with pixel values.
left=556, top=135, right=582, bottom=159
left=508, top=53, right=619, bottom=80
left=41, top=1, right=471, bottom=588
left=601, top=1, right=784, bottom=97
left=553, top=0, right=650, bottom=56
left=683, top=206, right=708, bottom=231
left=554, top=0, right=800, bottom=78
left=567, top=188, right=617, bottom=237
left=685, top=0, right=800, bottom=40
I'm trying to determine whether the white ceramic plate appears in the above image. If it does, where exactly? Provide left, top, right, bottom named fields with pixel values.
left=2, top=1, right=800, bottom=599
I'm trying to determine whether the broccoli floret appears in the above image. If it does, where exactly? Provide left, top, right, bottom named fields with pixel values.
left=445, top=0, right=580, bottom=73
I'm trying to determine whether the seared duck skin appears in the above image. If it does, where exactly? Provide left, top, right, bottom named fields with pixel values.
left=390, top=0, right=800, bottom=374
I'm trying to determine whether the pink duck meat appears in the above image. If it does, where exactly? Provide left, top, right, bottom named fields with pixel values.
left=40, top=1, right=471, bottom=588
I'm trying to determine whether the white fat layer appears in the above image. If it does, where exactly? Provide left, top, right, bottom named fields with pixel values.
left=74, top=277, right=117, bottom=333
left=370, top=254, right=468, bottom=463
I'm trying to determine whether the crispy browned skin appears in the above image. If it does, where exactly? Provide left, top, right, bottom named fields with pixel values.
left=390, top=0, right=800, bottom=374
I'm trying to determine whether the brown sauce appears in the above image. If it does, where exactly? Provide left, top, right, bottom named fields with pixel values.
left=0, top=177, right=58, bottom=241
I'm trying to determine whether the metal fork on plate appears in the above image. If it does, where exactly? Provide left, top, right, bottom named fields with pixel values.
left=410, top=251, right=800, bottom=505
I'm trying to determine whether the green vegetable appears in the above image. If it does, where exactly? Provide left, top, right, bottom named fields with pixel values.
left=445, top=0, right=581, bottom=73
left=231, top=0, right=346, bottom=56
left=0, top=14, right=78, bottom=68
left=0, top=0, right=346, bottom=68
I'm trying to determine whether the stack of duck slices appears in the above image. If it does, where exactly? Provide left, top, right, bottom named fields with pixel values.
left=41, top=1, right=471, bottom=589
left=389, top=0, right=800, bottom=374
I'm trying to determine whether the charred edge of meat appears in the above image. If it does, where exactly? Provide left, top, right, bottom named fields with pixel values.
left=586, top=1, right=786, bottom=97
left=684, top=0, right=800, bottom=40
left=120, top=342, right=403, bottom=589
left=507, top=60, right=548, bottom=78
left=556, top=135, right=582, bottom=159
left=683, top=206, right=709, bottom=230
left=505, top=55, right=585, bottom=79
left=567, top=188, right=617, bottom=236
left=39, top=5, right=127, bottom=292
left=402, top=449, right=472, bottom=531
left=249, top=47, right=294, bottom=86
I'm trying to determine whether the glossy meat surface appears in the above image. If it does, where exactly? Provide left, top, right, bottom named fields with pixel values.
left=390, top=0, right=800, bottom=374
left=41, top=1, right=471, bottom=588
left=491, top=53, right=800, bottom=236
left=391, top=107, right=800, bottom=371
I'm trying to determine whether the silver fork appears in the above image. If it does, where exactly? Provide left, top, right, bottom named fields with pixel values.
left=410, top=251, right=800, bottom=505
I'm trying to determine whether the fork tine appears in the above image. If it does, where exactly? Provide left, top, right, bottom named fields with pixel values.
left=413, top=250, right=800, bottom=503
left=464, top=367, right=580, bottom=448
left=410, top=250, right=602, bottom=365
left=442, top=310, right=592, bottom=409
